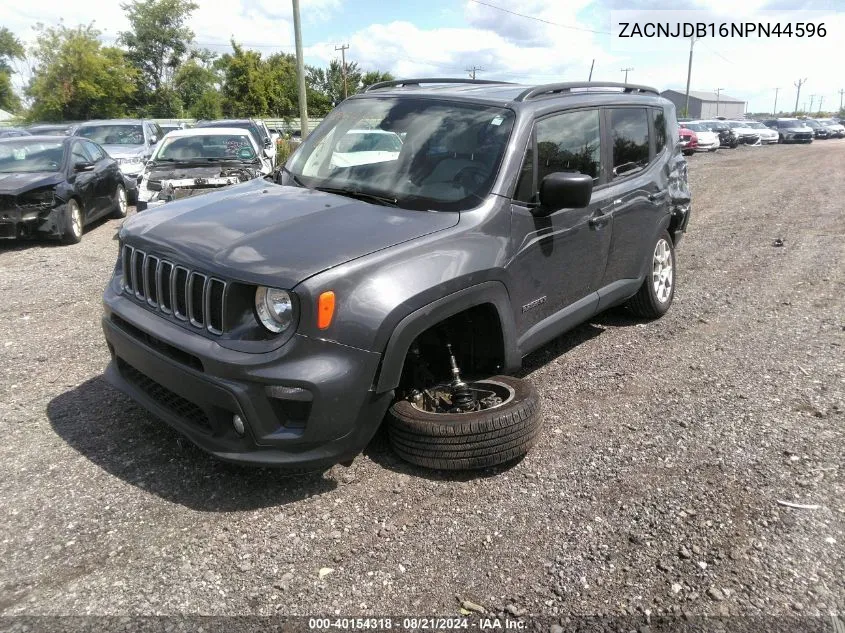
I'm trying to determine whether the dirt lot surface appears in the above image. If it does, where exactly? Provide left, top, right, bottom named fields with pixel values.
left=1, top=142, right=843, bottom=624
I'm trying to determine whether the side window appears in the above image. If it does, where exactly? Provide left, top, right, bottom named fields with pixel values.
left=652, top=108, right=667, bottom=154
left=71, top=142, right=92, bottom=165
left=610, top=108, right=650, bottom=178
left=82, top=140, right=104, bottom=162
left=536, top=109, right=601, bottom=182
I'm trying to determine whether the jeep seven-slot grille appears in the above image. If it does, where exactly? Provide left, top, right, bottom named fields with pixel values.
left=121, top=244, right=227, bottom=335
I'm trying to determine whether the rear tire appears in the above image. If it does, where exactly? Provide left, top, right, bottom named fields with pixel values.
left=387, top=376, right=541, bottom=470
left=62, top=199, right=83, bottom=245
left=627, top=231, right=676, bottom=319
left=112, top=184, right=128, bottom=219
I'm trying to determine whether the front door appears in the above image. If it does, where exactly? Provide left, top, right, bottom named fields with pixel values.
left=506, top=107, right=614, bottom=353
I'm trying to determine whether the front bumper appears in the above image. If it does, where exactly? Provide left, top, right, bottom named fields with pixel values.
left=102, top=285, right=393, bottom=468
left=694, top=139, right=720, bottom=151
left=783, top=132, right=813, bottom=142
left=0, top=202, right=67, bottom=240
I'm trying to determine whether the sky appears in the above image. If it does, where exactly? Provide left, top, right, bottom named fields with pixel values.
left=2, top=0, right=844, bottom=114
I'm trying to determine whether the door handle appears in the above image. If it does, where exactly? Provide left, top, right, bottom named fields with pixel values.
left=648, top=190, right=667, bottom=202
left=589, top=214, right=610, bottom=227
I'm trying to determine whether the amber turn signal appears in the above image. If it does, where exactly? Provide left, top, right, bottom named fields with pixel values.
left=317, top=291, right=335, bottom=329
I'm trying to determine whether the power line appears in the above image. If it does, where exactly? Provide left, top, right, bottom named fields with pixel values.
left=466, top=0, right=611, bottom=35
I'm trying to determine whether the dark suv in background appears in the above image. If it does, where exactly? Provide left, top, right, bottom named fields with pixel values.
left=102, top=79, right=691, bottom=471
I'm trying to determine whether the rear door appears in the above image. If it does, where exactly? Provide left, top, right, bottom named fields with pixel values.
left=507, top=107, right=615, bottom=351
left=599, top=106, right=669, bottom=295
left=68, top=141, right=99, bottom=217
left=82, top=139, right=118, bottom=216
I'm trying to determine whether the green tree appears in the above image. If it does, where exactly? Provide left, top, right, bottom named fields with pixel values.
left=26, top=23, right=138, bottom=121
left=361, top=70, right=394, bottom=90
left=306, top=61, right=393, bottom=114
left=0, top=27, right=25, bottom=112
left=118, top=0, right=198, bottom=115
left=174, top=57, right=217, bottom=113
left=220, top=42, right=270, bottom=117
left=190, top=89, right=223, bottom=120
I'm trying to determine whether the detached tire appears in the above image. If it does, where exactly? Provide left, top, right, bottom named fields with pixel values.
left=387, top=376, right=541, bottom=470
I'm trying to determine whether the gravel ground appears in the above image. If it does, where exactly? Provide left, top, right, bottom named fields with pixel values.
left=0, top=142, right=843, bottom=623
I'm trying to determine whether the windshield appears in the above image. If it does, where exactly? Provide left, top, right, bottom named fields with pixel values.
left=746, top=122, right=766, bottom=129
left=683, top=123, right=706, bottom=132
left=198, top=122, right=261, bottom=146
left=803, top=120, right=820, bottom=128
left=77, top=124, right=144, bottom=145
left=778, top=120, right=802, bottom=128
left=0, top=140, right=64, bottom=173
left=286, top=97, right=515, bottom=211
left=817, top=119, right=834, bottom=125
left=153, top=134, right=257, bottom=162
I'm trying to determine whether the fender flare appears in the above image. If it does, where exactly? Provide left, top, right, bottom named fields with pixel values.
left=375, top=280, right=520, bottom=394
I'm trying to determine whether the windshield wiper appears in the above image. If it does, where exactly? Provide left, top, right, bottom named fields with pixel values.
left=279, top=165, right=307, bottom=188
left=314, top=186, right=398, bottom=207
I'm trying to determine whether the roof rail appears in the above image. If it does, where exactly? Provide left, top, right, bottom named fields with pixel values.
left=364, top=78, right=515, bottom=92
left=514, top=81, right=659, bottom=102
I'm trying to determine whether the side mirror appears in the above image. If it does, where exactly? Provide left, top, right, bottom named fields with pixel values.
left=535, top=172, right=593, bottom=215
left=264, top=138, right=272, bottom=148
left=74, top=161, right=95, bottom=172
left=150, top=136, right=158, bottom=145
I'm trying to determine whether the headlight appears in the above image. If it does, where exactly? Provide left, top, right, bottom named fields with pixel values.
left=255, top=287, right=294, bottom=333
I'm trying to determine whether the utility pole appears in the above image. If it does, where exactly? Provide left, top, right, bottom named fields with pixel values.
left=588, top=59, right=594, bottom=81
left=292, top=0, right=309, bottom=140
left=808, top=94, right=816, bottom=113
left=817, top=95, right=823, bottom=114
left=715, top=87, right=723, bottom=116
left=621, top=67, right=633, bottom=83
left=466, top=66, right=483, bottom=80
left=793, top=78, right=807, bottom=115
left=840, top=88, right=844, bottom=111
left=773, top=87, right=779, bottom=116
left=683, top=36, right=696, bottom=117
left=335, top=44, right=349, bottom=99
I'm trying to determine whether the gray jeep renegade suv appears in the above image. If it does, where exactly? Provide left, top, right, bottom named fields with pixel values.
left=102, top=79, right=691, bottom=471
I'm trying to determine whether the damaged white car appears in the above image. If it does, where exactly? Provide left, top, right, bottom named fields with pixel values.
left=136, top=128, right=269, bottom=211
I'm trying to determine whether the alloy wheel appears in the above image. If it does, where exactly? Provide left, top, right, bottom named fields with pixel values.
left=652, top=238, right=673, bottom=303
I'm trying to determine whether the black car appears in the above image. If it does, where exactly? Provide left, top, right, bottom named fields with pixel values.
left=802, top=119, right=831, bottom=139
left=103, top=79, right=691, bottom=471
left=699, top=121, right=738, bottom=148
left=0, top=136, right=128, bottom=243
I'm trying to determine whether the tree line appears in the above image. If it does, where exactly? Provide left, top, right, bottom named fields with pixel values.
left=0, top=0, right=393, bottom=122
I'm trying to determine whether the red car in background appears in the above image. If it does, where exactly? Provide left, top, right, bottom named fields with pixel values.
left=678, top=128, right=698, bottom=156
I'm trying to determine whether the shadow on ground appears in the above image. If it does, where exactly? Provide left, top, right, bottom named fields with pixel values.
left=47, top=376, right=335, bottom=512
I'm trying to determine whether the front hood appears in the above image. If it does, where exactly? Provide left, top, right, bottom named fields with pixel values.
left=0, top=172, right=63, bottom=196
left=122, top=178, right=459, bottom=288
left=784, top=127, right=811, bottom=133
left=697, top=132, right=719, bottom=142
left=102, top=145, right=145, bottom=159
